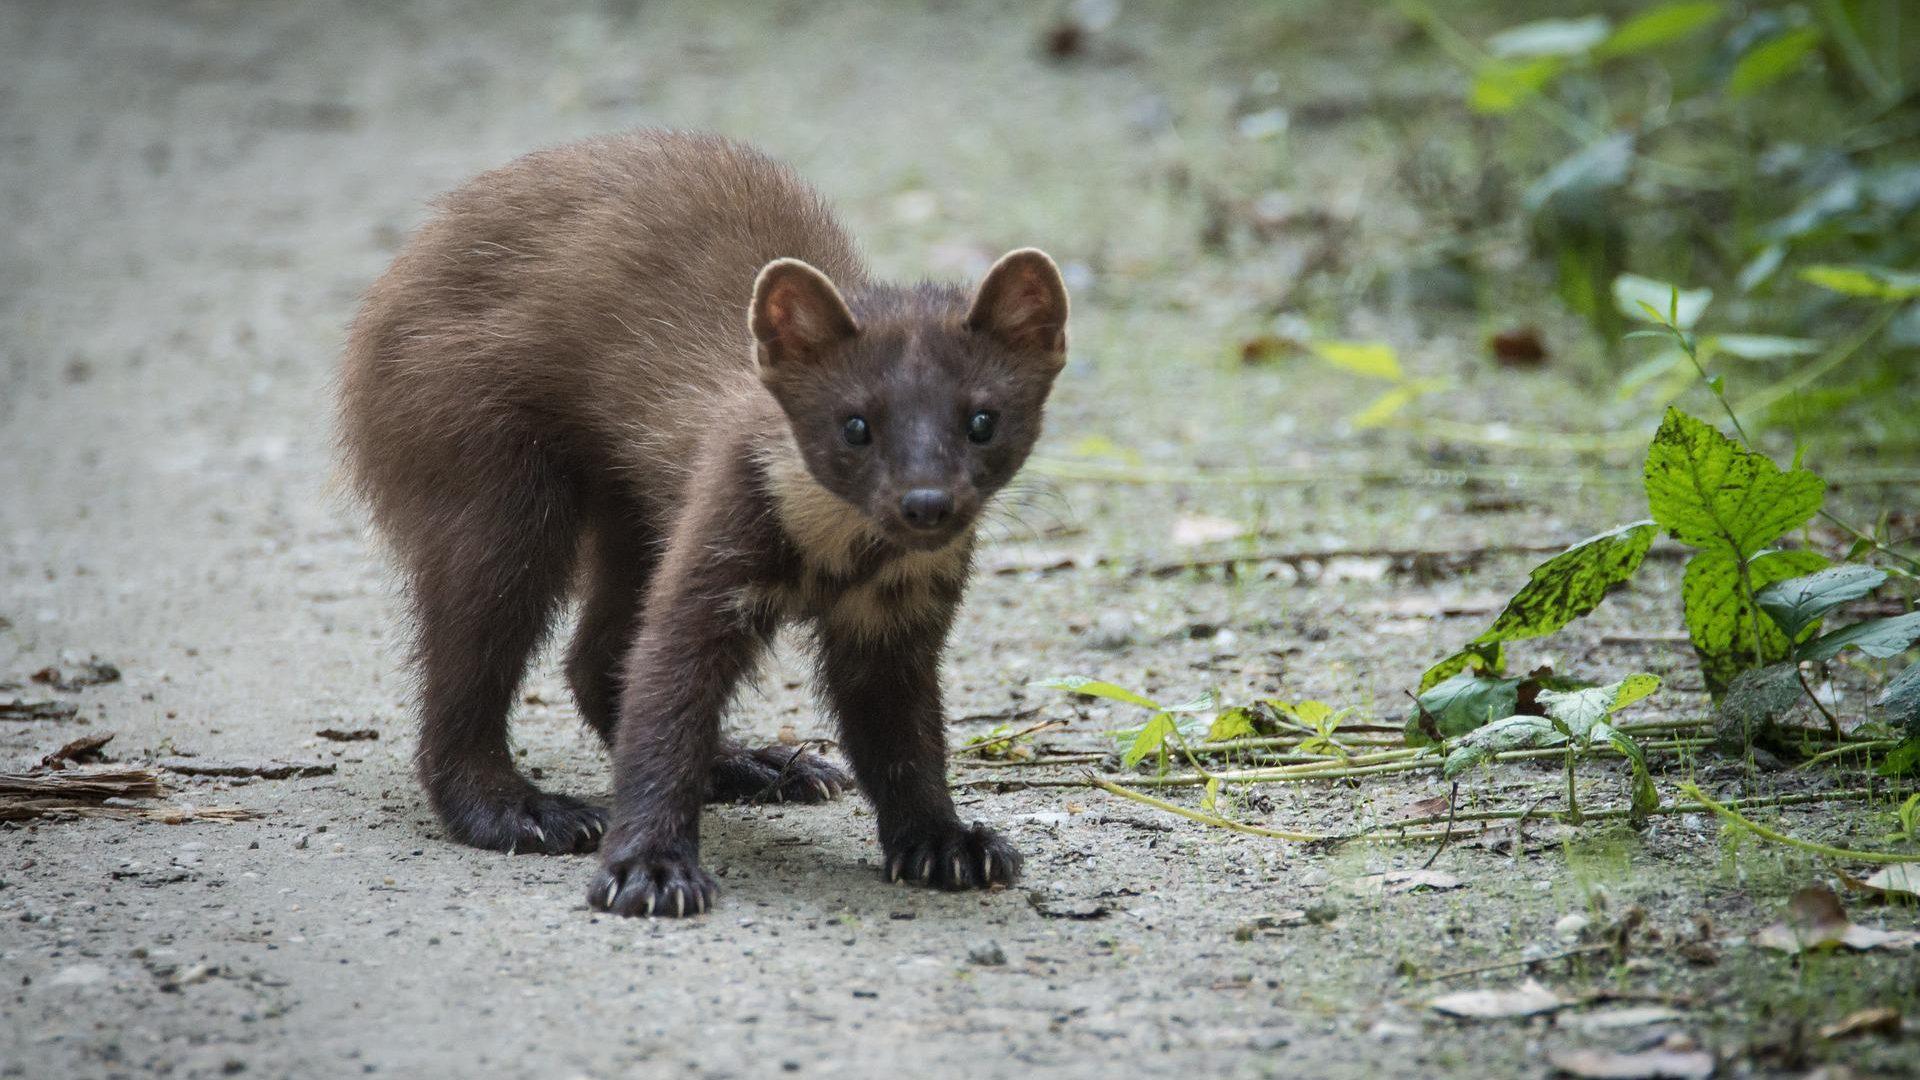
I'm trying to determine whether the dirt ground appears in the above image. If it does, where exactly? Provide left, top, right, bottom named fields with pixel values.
left=3, top=2, right=1915, bottom=1078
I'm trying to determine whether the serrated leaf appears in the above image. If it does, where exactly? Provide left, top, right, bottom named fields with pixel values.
left=1596, top=1, right=1722, bottom=57
left=1645, top=408, right=1825, bottom=558
left=1205, top=706, right=1260, bottom=743
left=1034, top=676, right=1160, bottom=711
left=1487, top=16, right=1610, bottom=57
left=1537, top=674, right=1662, bottom=739
left=1726, top=26, right=1823, bottom=98
left=1122, top=712, right=1179, bottom=769
left=1614, top=274, right=1711, bottom=329
left=1798, top=265, right=1920, bottom=301
left=1408, top=672, right=1522, bottom=744
left=1800, top=612, right=1920, bottom=664
left=1471, top=56, right=1564, bottom=113
left=1683, top=548, right=1830, bottom=694
left=1284, top=700, right=1336, bottom=728
left=1757, top=565, right=1889, bottom=639
left=1310, top=340, right=1401, bottom=380
left=1442, top=715, right=1564, bottom=778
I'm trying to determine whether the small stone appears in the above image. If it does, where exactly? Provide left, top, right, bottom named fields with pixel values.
left=1554, top=913, right=1591, bottom=941
left=1089, top=610, right=1133, bottom=650
left=294, top=834, right=310, bottom=850
left=967, top=941, right=1007, bottom=966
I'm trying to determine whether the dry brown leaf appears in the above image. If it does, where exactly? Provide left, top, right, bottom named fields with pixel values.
left=39, top=732, right=115, bottom=769
left=1818, top=1006, right=1901, bottom=1041
left=1755, top=884, right=1920, bottom=954
left=1547, top=1047, right=1714, bottom=1079
left=1430, top=978, right=1564, bottom=1019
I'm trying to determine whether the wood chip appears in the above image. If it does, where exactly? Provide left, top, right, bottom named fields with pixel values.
left=39, top=732, right=115, bottom=769
left=1, top=697, right=80, bottom=722
left=1353, top=869, right=1465, bottom=896
left=0, top=766, right=164, bottom=800
left=156, top=758, right=336, bottom=780
left=1547, top=1048, right=1715, bottom=1079
left=1430, top=978, right=1565, bottom=1019
left=1818, top=1006, right=1901, bottom=1041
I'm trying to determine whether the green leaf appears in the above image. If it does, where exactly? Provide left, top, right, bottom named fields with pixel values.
left=1283, top=700, right=1337, bottom=729
left=1682, top=548, right=1830, bottom=694
left=1419, top=642, right=1505, bottom=693
left=1645, top=408, right=1826, bottom=558
left=1122, top=712, right=1179, bottom=769
left=1799, top=612, right=1920, bottom=664
left=1757, top=565, right=1889, bottom=640
left=1536, top=674, right=1662, bottom=739
left=1798, top=265, right=1920, bottom=301
left=1614, top=274, right=1711, bottom=329
left=1487, top=16, right=1610, bottom=57
left=1593, top=720, right=1660, bottom=824
left=1879, top=663, right=1920, bottom=737
left=1596, top=1, right=1722, bottom=57
left=1161, top=691, right=1217, bottom=714
left=1310, top=341, right=1401, bottom=380
left=1441, top=715, right=1564, bottom=779
left=1202, top=776, right=1221, bottom=813
left=1205, top=706, right=1260, bottom=743
left=1879, top=735, right=1920, bottom=777
left=1708, top=333, right=1822, bottom=360
left=1476, top=522, right=1659, bottom=645
left=1034, top=676, right=1160, bottom=711
left=1470, top=56, right=1564, bottom=113
left=1350, top=379, right=1448, bottom=429
left=1726, top=25, right=1824, bottom=98
left=1407, top=672, right=1522, bottom=745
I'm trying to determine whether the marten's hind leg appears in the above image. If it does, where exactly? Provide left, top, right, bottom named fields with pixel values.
left=565, top=513, right=659, bottom=747
left=406, top=446, right=605, bottom=855
left=707, top=744, right=850, bottom=804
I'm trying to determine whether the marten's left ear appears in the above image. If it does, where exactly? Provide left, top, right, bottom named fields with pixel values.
left=751, top=258, right=859, bottom=373
left=967, top=248, right=1069, bottom=361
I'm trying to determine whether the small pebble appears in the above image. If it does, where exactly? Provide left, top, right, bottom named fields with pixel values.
left=967, top=941, right=1007, bottom=966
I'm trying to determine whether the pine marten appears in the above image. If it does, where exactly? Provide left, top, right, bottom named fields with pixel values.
left=338, top=130, right=1067, bottom=917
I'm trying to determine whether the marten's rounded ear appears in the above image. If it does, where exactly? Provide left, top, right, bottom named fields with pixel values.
left=966, top=248, right=1069, bottom=360
left=751, top=259, right=858, bottom=373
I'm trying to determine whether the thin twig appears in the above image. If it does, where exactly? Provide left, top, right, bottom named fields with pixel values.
left=1421, top=943, right=1613, bottom=984
left=1679, top=782, right=1920, bottom=863
left=955, top=717, right=1067, bottom=758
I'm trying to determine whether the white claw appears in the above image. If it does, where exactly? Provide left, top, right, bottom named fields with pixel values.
left=507, top=839, right=517, bottom=856
left=674, top=891, right=686, bottom=918
left=983, top=852, right=995, bottom=882
left=812, top=779, right=830, bottom=801
left=887, top=859, right=902, bottom=884
left=642, top=894, right=655, bottom=917
left=604, top=880, right=619, bottom=908
left=918, top=855, right=933, bottom=881
left=532, top=825, right=546, bottom=845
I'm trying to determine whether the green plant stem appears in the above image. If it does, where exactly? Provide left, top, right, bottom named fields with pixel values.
left=1370, top=786, right=1891, bottom=832
left=1679, top=782, right=1920, bottom=863
left=1087, top=776, right=1328, bottom=841
left=1796, top=740, right=1899, bottom=770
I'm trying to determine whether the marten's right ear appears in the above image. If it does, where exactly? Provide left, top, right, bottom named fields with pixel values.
left=751, top=259, right=859, bottom=373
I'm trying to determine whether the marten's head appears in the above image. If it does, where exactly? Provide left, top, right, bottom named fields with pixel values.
left=751, top=249, right=1068, bottom=552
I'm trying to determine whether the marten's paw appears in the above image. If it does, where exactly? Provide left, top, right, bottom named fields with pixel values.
left=708, top=745, right=851, bottom=805
left=588, top=846, right=717, bottom=918
left=439, top=788, right=607, bottom=855
left=883, top=822, right=1022, bottom=890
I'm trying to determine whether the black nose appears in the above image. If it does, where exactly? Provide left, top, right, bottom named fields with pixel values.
left=899, top=488, right=954, bottom=529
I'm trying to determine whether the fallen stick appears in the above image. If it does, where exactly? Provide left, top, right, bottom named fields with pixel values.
left=0, top=798, right=257, bottom=824
left=0, top=766, right=164, bottom=800
left=0, top=698, right=80, bottom=722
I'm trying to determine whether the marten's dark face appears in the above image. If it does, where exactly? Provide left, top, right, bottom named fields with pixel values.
left=752, top=252, right=1069, bottom=552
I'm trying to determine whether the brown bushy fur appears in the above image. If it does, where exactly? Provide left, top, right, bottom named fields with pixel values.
left=338, top=130, right=1067, bottom=918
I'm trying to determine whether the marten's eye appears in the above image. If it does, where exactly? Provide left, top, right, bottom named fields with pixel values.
left=842, top=416, right=871, bottom=446
left=967, top=410, right=998, bottom=445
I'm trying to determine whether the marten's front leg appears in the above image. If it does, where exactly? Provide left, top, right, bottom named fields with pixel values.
left=819, top=611, right=1021, bottom=889
left=588, top=577, right=774, bottom=918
